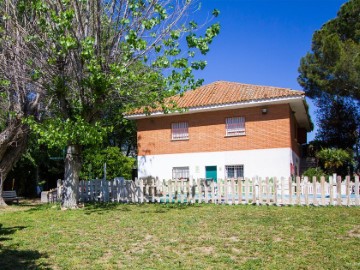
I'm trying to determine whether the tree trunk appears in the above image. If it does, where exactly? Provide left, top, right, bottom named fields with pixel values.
left=61, top=144, right=82, bottom=209
left=0, top=121, right=29, bottom=207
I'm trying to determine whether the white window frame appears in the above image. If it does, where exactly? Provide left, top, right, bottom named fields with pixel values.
left=172, top=167, right=189, bottom=180
left=225, top=117, right=245, bottom=136
left=171, top=122, right=189, bottom=140
left=225, top=165, right=244, bottom=179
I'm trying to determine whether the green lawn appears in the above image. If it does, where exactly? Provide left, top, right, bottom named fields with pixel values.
left=0, top=202, right=359, bottom=270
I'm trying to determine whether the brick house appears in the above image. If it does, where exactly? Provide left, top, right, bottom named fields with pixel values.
left=126, top=81, right=312, bottom=181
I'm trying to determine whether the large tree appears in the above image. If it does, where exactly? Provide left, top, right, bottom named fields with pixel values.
left=298, top=0, right=360, bottom=101
left=0, top=2, right=42, bottom=206
left=298, top=0, right=360, bottom=171
left=1, top=0, right=220, bottom=208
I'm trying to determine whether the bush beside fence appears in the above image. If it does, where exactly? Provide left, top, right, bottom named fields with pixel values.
left=54, top=175, right=360, bottom=206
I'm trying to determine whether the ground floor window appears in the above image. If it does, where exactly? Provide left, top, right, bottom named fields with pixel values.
left=172, top=166, right=189, bottom=179
left=225, top=165, right=244, bottom=178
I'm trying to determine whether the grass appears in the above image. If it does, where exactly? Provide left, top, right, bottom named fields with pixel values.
left=0, top=202, right=359, bottom=270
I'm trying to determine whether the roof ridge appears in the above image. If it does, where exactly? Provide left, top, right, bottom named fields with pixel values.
left=205, top=80, right=303, bottom=93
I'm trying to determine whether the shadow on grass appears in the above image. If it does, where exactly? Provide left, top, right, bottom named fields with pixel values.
left=0, top=224, right=27, bottom=235
left=0, top=224, right=50, bottom=269
left=154, top=203, right=203, bottom=213
left=0, top=248, right=50, bottom=270
left=83, top=202, right=203, bottom=214
left=84, top=202, right=131, bottom=215
left=25, top=203, right=60, bottom=212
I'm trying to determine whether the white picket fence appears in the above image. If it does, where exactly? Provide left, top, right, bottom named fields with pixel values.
left=59, top=175, right=360, bottom=206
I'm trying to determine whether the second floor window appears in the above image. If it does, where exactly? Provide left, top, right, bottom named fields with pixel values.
left=225, top=117, right=245, bottom=136
left=171, top=122, right=189, bottom=140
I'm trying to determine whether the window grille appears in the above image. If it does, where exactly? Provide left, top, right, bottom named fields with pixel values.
left=225, top=165, right=244, bottom=179
left=171, top=122, right=189, bottom=140
left=172, top=167, right=189, bottom=179
left=225, top=117, right=245, bottom=136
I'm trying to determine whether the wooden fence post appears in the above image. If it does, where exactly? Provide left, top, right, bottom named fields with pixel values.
left=203, top=180, right=208, bottom=204
left=244, top=178, right=249, bottom=204
left=238, top=179, right=243, bottom=204
left=231, top=178, right=236, bottom=205
left=167, top=180, right=171, bottom=203
left=337, top=176, right=342, bottom=206
left=139, top=179, right=144, bottom=203
left=273, top=177, right=278, bottom=206
left=89, top=180, right=94, bottom=201
left=185, top=180, right=189, bottom=203
left=191, top=179, right=196, bottom=203
left=329, top=175, right=334, bottom=206
left=197, top=179, right=201, bottom=203
left=155, top=178, right=159, bottom=203
left=346, top=176, right=350, bottom=207
left=150, top=178, right=154, bottom=203
left=57, top=179, right=62, bottom=201
left=304, top=176, right=309, bottom=206
left=108, top=180, right=113, bottom=202
left=296, top=176, right=301, bottom=206
left=312, top=176, right=317, bottom=206
left=320, top=176, right=325, bottom=206
left=281, top=177, right=285, bottom=205
left=211, top=180, right=215, bottom=204
left=252, top=177, right=257, bottom=205
left=133, top=178, right=137, bottom=203
left=225, top=179, right=229, bottom=204
left=266, top=177, right=270, bottom=205
left=83, top=181, right=87, bottom=202
left=258, top=177, right=262, bottom=205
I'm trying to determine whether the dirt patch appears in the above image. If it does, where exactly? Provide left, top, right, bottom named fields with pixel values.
left=193, top=246, right=215, bottom=255
left=231, top=247, right=242, bottom=254
left=348, top=226, right=360, bottom=238
left=228, top=236, right=239, bottom=242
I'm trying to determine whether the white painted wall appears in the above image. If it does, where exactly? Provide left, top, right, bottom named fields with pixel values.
left=138, top=148, right=299, bottom=180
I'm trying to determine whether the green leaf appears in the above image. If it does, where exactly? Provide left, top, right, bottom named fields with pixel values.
left=212, top=9, right=220, bottom=17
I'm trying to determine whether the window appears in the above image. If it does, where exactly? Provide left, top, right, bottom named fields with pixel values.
left=172, top=167, right=189, bottom=179
left=171, top=122, right=189, bottom=140
left=225, top=117, right=245, bottom=136
left=225, top=165, right=244, bottom=179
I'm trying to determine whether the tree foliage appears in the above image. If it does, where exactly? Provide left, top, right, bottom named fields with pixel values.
left=0, top=0, right=220, bottom=208
left=303, top=167, right=325, bottom=181
left=316, top=148, right=353, bottom=175
left=315, top=95, right=359, bottom=150
left=81, top=147, right=135, bottom=180
left=298, top=0, right=360, bottom=101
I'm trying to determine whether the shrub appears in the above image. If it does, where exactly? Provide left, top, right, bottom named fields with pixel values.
left=81, top=147, right=135, bottom=180
left=316, top=148, right=353, bottom=175
left=303, top=167, right=325, bottom=182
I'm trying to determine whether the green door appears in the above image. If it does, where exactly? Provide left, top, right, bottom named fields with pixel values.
left=205, top=166, right=217, bottom=182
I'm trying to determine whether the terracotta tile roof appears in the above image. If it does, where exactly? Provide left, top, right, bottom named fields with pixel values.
left=129, top=81, right=304, bottom=115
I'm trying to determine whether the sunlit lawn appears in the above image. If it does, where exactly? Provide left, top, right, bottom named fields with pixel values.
left=0, top=202, right=359, bottom=270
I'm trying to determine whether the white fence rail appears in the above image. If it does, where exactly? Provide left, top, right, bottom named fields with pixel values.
left=53, top=175, right=360, bottom=206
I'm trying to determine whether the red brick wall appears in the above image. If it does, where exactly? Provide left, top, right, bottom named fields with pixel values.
left=290, top=112, right=302, bottom=156
left=137, top=104, right=300, bottom=156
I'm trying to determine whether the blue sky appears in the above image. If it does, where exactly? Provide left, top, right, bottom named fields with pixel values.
left=192, top=0, right=348, bottom=141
